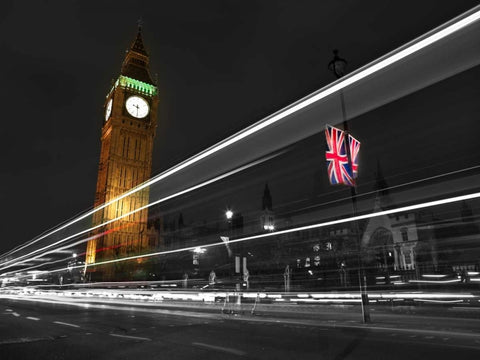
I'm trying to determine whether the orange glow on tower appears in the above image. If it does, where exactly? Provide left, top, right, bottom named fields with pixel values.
left=85, top=27, right=158, bottom=279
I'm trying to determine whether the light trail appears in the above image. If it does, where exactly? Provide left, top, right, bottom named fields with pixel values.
left=55, top=190, right=480, bottom=272
left=1, top=288, right=476, bottom=306
left=0, top=226, right=127, bottom=275
left=2, top=6, right=479, bottom=264
left=0, top=153, right=278, bottom=272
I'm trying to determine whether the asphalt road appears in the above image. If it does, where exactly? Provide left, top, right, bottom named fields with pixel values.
left=1, top=298, right=480, bottom=360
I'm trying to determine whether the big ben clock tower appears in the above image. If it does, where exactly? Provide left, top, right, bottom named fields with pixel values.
left=85, top=27, right=158, bottom=280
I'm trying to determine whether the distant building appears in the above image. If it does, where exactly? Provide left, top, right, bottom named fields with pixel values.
left=260, top=183, right=275, bottom=231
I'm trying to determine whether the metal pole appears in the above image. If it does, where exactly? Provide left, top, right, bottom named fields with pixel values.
left=340, top=90, right=371, bottom=323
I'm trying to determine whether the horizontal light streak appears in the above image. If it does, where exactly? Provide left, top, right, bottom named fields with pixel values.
left=414, top=299, right=464, bottom=304
left=297, top=298, right=362, bottom=303
left=409, top=279, right=462, bottom=284
left=3, top=6, right=479, bottom=263
left=0, top=155, right=275, bottom=272
left=2, top=289, right=477, bottom=309
left=35, top=190, right=480, bottom=274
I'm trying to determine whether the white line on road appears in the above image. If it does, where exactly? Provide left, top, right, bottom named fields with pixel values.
left=0, top=337, right=54, bottom=345
left=53, top=321, right=80, bottom=328
left=5, top=309, right=13, bottom=312
left=26, top=317, right=40, bottom=321
left=109, top=333, right=151, bottom=341
left=12, top=312, right=20, bottom=317
left=192, top=342, right=246, bottom=356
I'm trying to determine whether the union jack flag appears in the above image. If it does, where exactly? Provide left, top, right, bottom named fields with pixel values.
left=348, top=134, right=361, bottom=178
left=325, top=125, right=360, bottom=186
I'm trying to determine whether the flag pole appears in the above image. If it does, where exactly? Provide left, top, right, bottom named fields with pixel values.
left=329, top=50, right=370, bottom=323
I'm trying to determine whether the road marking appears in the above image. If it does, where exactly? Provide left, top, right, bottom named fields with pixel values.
left=192, top=342, right=246, bottom=356
left=53, top=321, right=80, bottom=328
left=5, top=309, right=13, bottom=312
left=12, top=312, right=20, bottom=317
left=109, top=333, right=151, bottom=341
left=0, top=337, right=53, bottom=345
left=26, top=317, right=40, bottom=321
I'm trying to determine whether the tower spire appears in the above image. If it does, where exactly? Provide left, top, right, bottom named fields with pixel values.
left=262, top=183, right=273, bottom=211
left=373, top=160, right=393, bottom=210
left=131, top=20, right=148, bottom=56
left=120, top=24, right=153, bottom=84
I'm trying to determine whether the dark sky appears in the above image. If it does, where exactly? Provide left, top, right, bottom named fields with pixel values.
left=1, top=0, right=479, bottom=254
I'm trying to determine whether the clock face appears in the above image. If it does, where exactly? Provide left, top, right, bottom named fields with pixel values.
left=125, top=96, right=149, bottom=118
left=105, top=99, right=112, bottom=121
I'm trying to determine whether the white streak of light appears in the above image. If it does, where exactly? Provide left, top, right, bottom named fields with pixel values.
left=40, top=190, right=480, bottom=273
left=4, top=6, right=479, bottom=261
left=0, top=154, right=277, bottom=271
left=409, top=279, right=462, bottom=284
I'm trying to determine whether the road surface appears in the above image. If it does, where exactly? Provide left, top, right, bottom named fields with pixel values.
left=1, top=297, right=480, bottom=359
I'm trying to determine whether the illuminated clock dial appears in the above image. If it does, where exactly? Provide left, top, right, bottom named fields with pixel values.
left=125, top=96, right=149, bottom=118
left=105, top=98, right=113, bottom=121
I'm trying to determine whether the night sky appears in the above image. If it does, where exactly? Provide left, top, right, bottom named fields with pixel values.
left=1, top=0, right=479, bottom=254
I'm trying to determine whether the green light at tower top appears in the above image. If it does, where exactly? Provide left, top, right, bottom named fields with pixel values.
left=110, top=75, right=157, bottom=97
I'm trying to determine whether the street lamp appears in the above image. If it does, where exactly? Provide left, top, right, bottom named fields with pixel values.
left=225, top=209, right=233, bottom=221
left=328, top=49, right=347, bottom=78
left=329, top=49, right=370, bottom=324
left=193, top=247, right=206, bottom=254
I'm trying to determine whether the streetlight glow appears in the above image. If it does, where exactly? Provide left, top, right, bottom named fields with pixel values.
left=193, top=247, right=206, bottom=254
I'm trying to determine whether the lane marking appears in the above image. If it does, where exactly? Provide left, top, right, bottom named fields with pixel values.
left=192, top=342, right=246, bottom=356
left=109, top=333, right=151, bottom=341
left=0, top=337, right=54, bottom=345
left=5, top=309, right=13, bottom=312
left=3, top=293, right=479, bottom=342
left=26, top=317, right=40, bottom=321
left=53, top=321, right=80, bottom=328
left=12, top=312, right=20, bottom=317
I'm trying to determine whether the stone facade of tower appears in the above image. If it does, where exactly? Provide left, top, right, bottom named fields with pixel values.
left=85, top=28, right=158, bottom=280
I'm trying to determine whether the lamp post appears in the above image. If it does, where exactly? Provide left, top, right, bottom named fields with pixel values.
left=329, top=50, right=370, bottom=323
left=225, top=209, right=242, bottom=311
left=226, top=209, right=241, bottom=280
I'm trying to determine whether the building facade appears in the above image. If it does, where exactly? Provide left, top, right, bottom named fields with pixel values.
left=85, top=27, right=159, bottom=280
